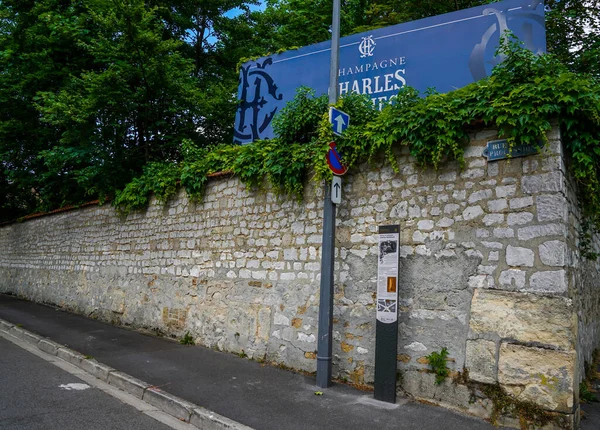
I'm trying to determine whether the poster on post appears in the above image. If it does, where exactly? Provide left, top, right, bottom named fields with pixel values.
left=377, top=225, right=400, bottom=323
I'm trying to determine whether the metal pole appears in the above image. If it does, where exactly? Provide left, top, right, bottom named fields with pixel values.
left=316, top=0, right=341, bottom=389
left=316, top=183, right=336, bottom=387
left=328, top=0, right=341, bottom=106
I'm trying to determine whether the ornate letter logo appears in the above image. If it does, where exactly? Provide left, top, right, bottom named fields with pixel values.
left=469, top=0, right=545, bottom=80
left=234, top=58, right=283, bottom=143
left=359, top=35, right=376, bottom=58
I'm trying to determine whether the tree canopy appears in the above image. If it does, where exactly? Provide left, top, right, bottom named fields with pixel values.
left=1, top=0, right=599, bottom=223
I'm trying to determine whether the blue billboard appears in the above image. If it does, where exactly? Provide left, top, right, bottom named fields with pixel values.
left=234, top=0, right=546, bottom=144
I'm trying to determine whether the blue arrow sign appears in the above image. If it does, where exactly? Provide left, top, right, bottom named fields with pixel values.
left=329, top=107, right=350, bottom=136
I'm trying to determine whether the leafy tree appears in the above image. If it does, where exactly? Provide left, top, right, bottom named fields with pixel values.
left=351, top=0, right=496, bottom=33
left=546, top=0, right=600, bottom=76
left=0, top=0, right=246, bottom=219
left=36, top=0, right=204, bottom=201
left=0, top=0, right=94, bottom=216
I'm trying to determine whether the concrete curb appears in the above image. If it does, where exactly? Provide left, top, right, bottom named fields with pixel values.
left=108, top=371, right=150, bottom=399
left=144, top=387, right=195, bottom=422
left=0, top=318, right=253, bottom=430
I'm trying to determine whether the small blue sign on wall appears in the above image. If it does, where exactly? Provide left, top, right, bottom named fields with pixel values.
left=329, top=107, right=350, bottom=136
left=482, top=139, right=540, bottom=161
left=234, top=0, right=546, bottom=144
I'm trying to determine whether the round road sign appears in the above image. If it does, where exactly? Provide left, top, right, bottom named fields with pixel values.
left=326, top=142, right=348, bottom=175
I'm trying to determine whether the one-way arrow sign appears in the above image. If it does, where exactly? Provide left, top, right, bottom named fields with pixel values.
left=329, top=107, right=350, bottom=136
left=331, top=175, right=342, bottom=205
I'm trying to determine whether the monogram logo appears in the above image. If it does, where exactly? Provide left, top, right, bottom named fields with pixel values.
left=359, top=35, right=376, bottom=58
left=469, top=0, right=545, bottom=80
left=234, top=58, right=283, bottom=143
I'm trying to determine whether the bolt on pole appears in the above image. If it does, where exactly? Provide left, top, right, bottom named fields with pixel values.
left=316, top=0, right=341, bottom=389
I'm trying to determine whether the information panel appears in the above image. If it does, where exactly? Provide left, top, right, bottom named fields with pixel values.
left=377, top=225, right=400, bottom=323
left=235, top=0, right=546, bottom=143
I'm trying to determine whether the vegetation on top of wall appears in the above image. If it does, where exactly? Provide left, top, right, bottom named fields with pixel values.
left=113, top=37, right=600, bottom=254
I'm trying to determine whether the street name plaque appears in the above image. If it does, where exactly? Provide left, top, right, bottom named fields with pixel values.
left=482, top=139, right=539, bottom=161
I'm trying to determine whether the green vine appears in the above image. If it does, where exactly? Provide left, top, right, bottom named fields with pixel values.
left=114, top=36, right=600, bottom=256
left=580, top=219, right=600, bottom=260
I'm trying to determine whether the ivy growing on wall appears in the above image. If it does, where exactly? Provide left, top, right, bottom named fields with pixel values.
left=113, top=37, right=600, bottom=251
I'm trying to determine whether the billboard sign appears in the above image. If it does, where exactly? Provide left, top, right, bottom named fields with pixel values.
left=234, top=0, right=546, bottom=144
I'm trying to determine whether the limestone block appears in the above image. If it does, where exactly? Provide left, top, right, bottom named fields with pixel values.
left=401, top=370, right=492, bottom=418
left=444, top=203, right=460, bottom=214
left=417, top=220, right=434, bottom=231
left=506, top=245, right=534, bottom=267
left=499, top=269, right=526, bottom=289
left=476, top=228, right=490, bottom=238
left=483, top=214, right=503, bottom=226
left=469, top=190, right=492, bottom=204
left=436, top=217, right=454, bottom=228
left=488, top=162, right=499, bottom=177
left=496, top=185, right=516, bottom=198
left=488, top=199, right=508, bottom=212
left=498, top=343, right=575, bottom=413
left=537, top=195, right=568, bottom=222
left=412, top=231, right=427, bottom=243
left=522, top=172, right=564, bottom=194
left=453, top=190, right=466, bottom=200
left=461, top=168, right=485, bottom=179
left=463, top=206, right=484, bottom=220
left=465, top=339, right=497, bottom=384
left=518, top=224, right=565, bottom=241
left=469, top=289, right=575, bottom=350
left=390, top=201, right=408, bottom=218
left=528, top=270, right=567, bottom=294
left=510, top=197, right=533, bottom=209
left=507, top=212, right=534, bottom=226
left=493, top=228, right=514, bottom=238
left=539, top=241, right=567, bottom=267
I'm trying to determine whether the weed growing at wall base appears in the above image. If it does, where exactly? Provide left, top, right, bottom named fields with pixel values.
left=426, top=347, right=450, bottom=385
left=180, top=332, right=195, bottom=345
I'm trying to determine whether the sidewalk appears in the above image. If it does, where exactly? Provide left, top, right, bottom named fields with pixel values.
left=580, top=356, right=600, bottom=429
left=0, top=294, right=493, bottom=430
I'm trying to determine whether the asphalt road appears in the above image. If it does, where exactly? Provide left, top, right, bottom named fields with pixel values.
left=0, top=337, right=173, bottom=430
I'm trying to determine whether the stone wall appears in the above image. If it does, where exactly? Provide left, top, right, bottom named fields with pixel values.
left=563, top=143, right=600, bottom=382
left=1, top=124, right=598, bottom=427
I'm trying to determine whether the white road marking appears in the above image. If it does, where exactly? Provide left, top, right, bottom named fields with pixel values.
left=59, top=383, right=91, bottom=391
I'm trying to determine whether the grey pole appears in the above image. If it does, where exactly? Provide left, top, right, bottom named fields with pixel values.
left=316, top=183, right=336, bottom=387
left=316, top=0, right=341, bottom=389
left=328, top=0, right=341, bottom=106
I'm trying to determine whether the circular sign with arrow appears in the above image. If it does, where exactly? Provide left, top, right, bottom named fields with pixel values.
left=326, top=142, right=348, bottom=175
